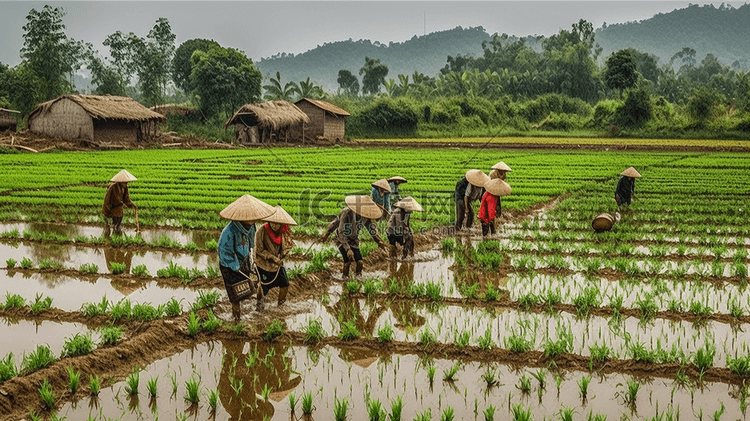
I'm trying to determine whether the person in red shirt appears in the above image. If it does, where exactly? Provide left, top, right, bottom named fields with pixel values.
left=479, top=179, right=511, bottom=237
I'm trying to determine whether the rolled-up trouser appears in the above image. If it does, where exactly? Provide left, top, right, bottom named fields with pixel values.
left=455, top=200, right=474, bottom=229
left=110, top=217, right=123, bottom=233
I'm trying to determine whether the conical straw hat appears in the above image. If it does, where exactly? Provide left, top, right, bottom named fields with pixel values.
left=345, top=195, right=382, bottom=220
left=371, top=179, right=392, bottom=193
left=465, top=169, right=490, bottom=187
left=491, top=161, right=513, bottom=172
left=394, top=196, right=424, bottom=212
left=220, top=195, right=275, bottom=221
left=620, top=167, right=641, bottom=178
left=262, top=205, right=298, bottom=226
left=592, top=213, right=616, bottom=232
left=110, top=170, right=137, bottom=182
left=387, top=176, right=407, bottom=184
left=484, top=179, right=512, bottom=197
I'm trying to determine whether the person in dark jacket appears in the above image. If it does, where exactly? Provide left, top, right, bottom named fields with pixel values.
left=615, top=167, right=641, bottom=206
left=386, top=196, right=423, bottom=259
left=454, top=169, right=489, bottom=231
left=102, top=170, right=137, bottom=236
left=334, top=195, right=386, bottom=277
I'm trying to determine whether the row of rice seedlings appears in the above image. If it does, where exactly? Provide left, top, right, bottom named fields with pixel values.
left=79, top=292, right=216, bottom=324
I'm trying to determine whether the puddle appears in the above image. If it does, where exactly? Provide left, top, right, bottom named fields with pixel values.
left=0, top=272, right=207, bottom=312
left=0, top=319, right=100, bottom=367
left=57, top=342, right=743, bottom=421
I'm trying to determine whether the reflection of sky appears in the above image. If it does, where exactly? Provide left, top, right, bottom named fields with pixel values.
left=0, top=319, right=99, bottom=367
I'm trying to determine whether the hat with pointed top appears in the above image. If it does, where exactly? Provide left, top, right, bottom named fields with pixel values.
left=220, top=195, right=275, bottom=222
left=491, top=161, right=513, bottom=172
left=620, top=167, right=641, bottom=178
left=262, top=205, right=298, bottom=226
left=345, top=195, right=383, bottom=220
left=394, top=196, right=424, bottom=212
left=110, top=170, right=137, bottom=183
left=465, top=169, right=490, bottom=187
left=371, top=179, right=392, bottom=193
left=484, top=179, right=512, bottom=197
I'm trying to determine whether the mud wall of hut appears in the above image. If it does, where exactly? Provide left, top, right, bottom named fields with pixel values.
left=0, top=113, right=17, bottom=131
left=296, top=102, right=346, bottom=141
left=29, top=98, right=94, bottom=140
left=93, top=120, right=139, bottom=143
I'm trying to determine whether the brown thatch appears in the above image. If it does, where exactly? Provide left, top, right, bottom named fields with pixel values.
left=295, top=98, right=350, bottom=117
left=0, top=108, right=20, bottom=131
left=29, top=94, right=165, bottom=122
left=150, top=104, right=197, bottom=117
left=224, top=100, right=310, bottom=130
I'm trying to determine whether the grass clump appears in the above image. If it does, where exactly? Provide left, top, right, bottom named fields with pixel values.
left=377, top=323, right=394, bottom=343
left=304, top=319, right=326, bottom=344
left=3, top=292, right=25, bottom=309
left=99, top=325, right=123, bottom=346
left=39, top=378, right=56, bottom=409
left=22, top=345, right=57, bottom=374
left=0, top=353, right=17, bottom=383
left=338, top=320, right=360, bottom=341
left=109, top=262, right=127, bottom=275
left=61, top=333, right=95, bottom=357
left=78, top=263, right=99, bottom=274
left=29, top=293, right=53, bottom=314
left=131, top=264, right=150, bottom=277
left=165, top=298, right=182, bottom=317
left=265, top=319, right=285, bottom=342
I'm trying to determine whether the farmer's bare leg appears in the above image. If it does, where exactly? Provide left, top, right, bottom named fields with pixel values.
left=112, top=217, right=123, bottom=235
left=255, top=284, right=264, bottom=311
left=231, top=302, right=241, bottom=321
left=355, top=261, right=363, bottom=276
left=342, top=262, right=351, bottom=277
left=277, top=287, right=288, bottom=306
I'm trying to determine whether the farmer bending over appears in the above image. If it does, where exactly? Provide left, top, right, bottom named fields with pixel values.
left=253, top=205, right=296, bottom=311
left=102, top=169, right=137, bottom=236
left=615, top=167, right=641, bottom=206
left=335, top=195, right=386, bottom=277
left=386, top=196, right=423, bottom=259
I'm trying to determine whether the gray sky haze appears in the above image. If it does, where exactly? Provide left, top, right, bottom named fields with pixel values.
left=1, top=1, right=746, bottom=68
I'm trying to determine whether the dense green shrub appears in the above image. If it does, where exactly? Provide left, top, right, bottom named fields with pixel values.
left=353, top=97, right=419, bottom=137
left=687, top=86, right=724, bottom=124
left=590, top=100, right=621, bottom=129
left=517, top=93, right=593, bottom=123
left=617, top=87, right=653, bottom=128
left=536, top=112, right=588, bottom=131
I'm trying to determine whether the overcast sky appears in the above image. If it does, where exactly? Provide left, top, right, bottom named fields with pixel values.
left=1, top=1, right=744, bottom=68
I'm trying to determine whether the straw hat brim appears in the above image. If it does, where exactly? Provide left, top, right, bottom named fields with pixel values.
left=465, top=169, right=490, bottom=187
left=220, top=195, right=275, bottom=221
left=592, top=213, right=615, bottom=231
left=110, top=170, right=137, bottom=183
left=387, top=176, right=407, bottom=183
left=263, top=205, right=298, bottom=226
left=345, top=195, right=382, bottom=219
left=394, top=196, right=424, bottom=212
left=484, top=179, right=512, bottom=197
left=620, top=167, right=641, bottom=178
left=371, top=179, right=392, bottom=193
left=491, top=161, right=513, bottom=172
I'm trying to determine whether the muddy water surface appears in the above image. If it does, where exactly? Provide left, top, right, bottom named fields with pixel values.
left=0, top=319, right=99, bottom=366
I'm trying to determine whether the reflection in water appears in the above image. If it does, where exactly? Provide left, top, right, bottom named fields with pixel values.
left=218, top=340, right=301, bottom=420
left=104, top=247, right=134, bottom=274
left=387, top=260, right=426, bottom=334
left=325, top=297, right=386, bottom=338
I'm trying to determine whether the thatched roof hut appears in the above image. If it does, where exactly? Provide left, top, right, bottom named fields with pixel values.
left=295, top=98, right=350, bottom=142
left=150, top=103, right=197, bottom=117
left=224, top=100, right=310, bottom=144
left=0, top=108, right=20, bottom=132
left=27, top=94, right=165, bottom=144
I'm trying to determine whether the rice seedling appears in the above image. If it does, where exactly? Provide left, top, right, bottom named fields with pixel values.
left=483, top=283, right=500, bottom=301
left=302, top=392, right=314, bottom=415
left=511, top=403, right=531, bottom=421
left=586, top=410, right=608, bottom=421
left=22, top=345, right=57, bottom=374
left=204, top=264, right=220, bottom=278
left=362, top=278, right=382, bottom=298
left=78, top=263, right=98, bottom=274
left=622, top=378, right=640, bottom=406
left=334, top=396, right=349, bottom=421
left=108, top=299, right=131, bottom=321
left=38, top=258, right=63, bottom=270
left=165, top=298, right=182, bottom=317
left=62, top=333, right=95, bottom=357
left=389, top=396, right=403, bottom=421
left=39, top=378, right=56, bottom=409
left=228, top=322, right=246, bottom=336
left=89, top=375, right=100, bottom=396
left=99, top=324, right=123, bottom=346
left=517, top=292, right=539, bottom=311
left=634, top=294, right=659, bottom=320
left=414, top=409, right=432, bottom=421
left=204, top=239, right=218, bottom=251
left=5, top=258, right=16, bottom=268
left=559, top=407, right=574, bottom=421
left=208, top=388, right=219, bottom=413
left=20, top=257, right=33, bottom=269
left=184, top=376, right=200, bottom=403
left=572, top=287, right=601, bottom=317
left=477, top=328, right=496, bottom=350
left=481, top=368, right=499, bottom=387
left=289, top=392, right=297, bottom=413
left=81, top=296, right=109, bottom=317
left=727, top=355, right=750, bottom=377
left=517, top=374, right=531, bottom=393
left=131, top=264, right=150, bottom=277
left=427, top=365, right=437, bottom=385
left=147, top=376, right=158, bottom=397
left=66, top=366, right=81, bottom=395
left=424, top=281, right=444, bottom=301
left=0, top=353, right=17, bottom=382
left=443, top=362, right=460, bottom=382
left=260, top=383, right=272, bottom=400
left=367, top=398, right=386, bottom=420
left=29, top=293, right=52, bottom=314
left=109, top=262, right=127, bottom=275
left=131, top=302, right=164, bottom=322
left=202, top=309, right=221, bottom=333
left=191, top=290, right=219, bottom=311
left=689, top=301, right=713, bottom=319
left=0, top=229, right=19, bottom=240
left=578, top=375, right=591, bottom=400
left=441, top=237, right=456, bottom=252
left=454, top=330, right=470, bottom=348
left=377, top=323, right=394, bottom=343
left=531, top=368, right=547, bottom=390
left=441, top=407, right=455, bottom=421
left=187, top=312, right=200, bottom=337
left=589, top=343, right=611, bottom=366
left=338, top=319, right=360, bottom=341
left=125, top=369, right=139, bottom=395
left=3, top=292, right=25, bottom=309
left=693, top=340, right=716, bottom=374
left=505, top=329, right=531, bottom=353
left=483, top=405, right=496, bottom=421
left=544, top=333, right=572, bottom=359
left=460, top=282, right=480, bottom=300
left=230, top=377, right=243, bottom=396
left=419, top=328, right=436, bottom=349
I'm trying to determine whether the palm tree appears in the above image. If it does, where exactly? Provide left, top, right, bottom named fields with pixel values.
left=383, top=78, right=397, bottom=96
left=297, top=77, right=325, bottom=99
left=263, top=72, right=300, bottom=100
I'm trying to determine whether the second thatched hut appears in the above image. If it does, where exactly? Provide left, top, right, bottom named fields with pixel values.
left=224, top=100, right=310, bottom=144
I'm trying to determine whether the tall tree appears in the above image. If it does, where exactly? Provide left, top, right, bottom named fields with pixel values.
left=603, top=49, right=639, bottom=95
left=21, top=5, right=90, bottom=100
left=173, top=39, right=221, bottom=93
left=336, top=70, right=359, bottom=96
left=190, top=46, right=262, bottom=117
left=297, top=77, right=325, bottom=99
left=263, top=72, right=300, bottom=100
left=359, top=57, right=388, bottom=96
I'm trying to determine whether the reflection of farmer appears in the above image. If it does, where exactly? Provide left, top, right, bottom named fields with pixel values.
left=615, top=167, right=641, bottom=206
left=454, top=170, right=489, bottom=231
left=254, top=205, right=296, bottom=311
left=104, top=247, right=134, bottom=274
left=102, top=170, right=137, bottom=236
left=334, top=195, right=386, bottom=278
left=371, top=179, right=392, bottom=220
left=218, top=340, right=300, bottom=421
left=218, top=195, right=275, bottom=321
left=325, top=295, right=386, bottom=337
left=478, top=179, right=511, bottom=237
left=386, top=196, right=423, bottom=259
left=387, top=176, right=407, bottom=203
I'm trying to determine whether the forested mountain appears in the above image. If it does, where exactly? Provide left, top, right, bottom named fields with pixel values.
left=255, top=26, right=490, bottom=92
left=595, top=3, right=750, bottom=69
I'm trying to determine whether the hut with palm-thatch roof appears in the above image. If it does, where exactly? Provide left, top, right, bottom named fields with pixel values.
left=27, top=94, right=165, bottom=144
left=150, top=103, right=197, bottom=117
left=0, top=108, right=20, bottom=132
left=294, top=98, right=350, bottom=142
left=224, top=100, right=310, bottom=144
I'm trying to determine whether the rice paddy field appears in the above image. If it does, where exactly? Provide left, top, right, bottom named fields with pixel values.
left=0, top=146, right=749, bottom=421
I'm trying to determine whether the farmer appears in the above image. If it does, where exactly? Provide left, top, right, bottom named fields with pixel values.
left=615, top=167, right=641, bottom=206
left=101, top=170, right=137, bottom=236
left=454, top=169, right=489, bottom=231
left=253, top=205, right=296, bottom=311
left=479, top=178, right=511, bottom=237
left=388, top=176, right=407, bottom=203
left=386, top=196, right=423, bottom=259
left=371, top=179, right=392, bottom=220
left=334, top=195, right=386, bottom=277
left=489, top=161, right=513, bottom=181
left=218, top=194, right=275, bottom=320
